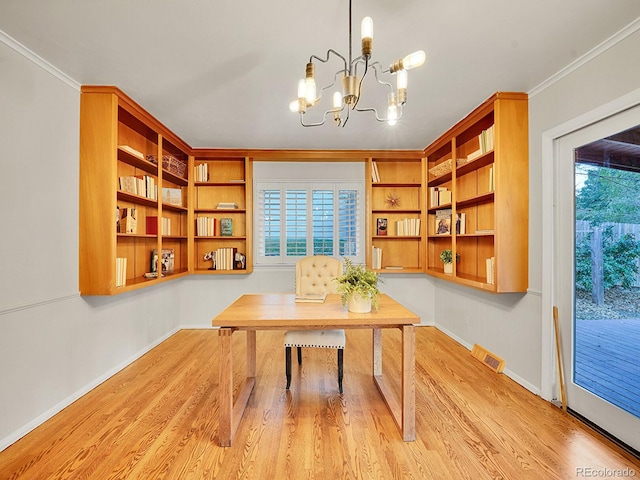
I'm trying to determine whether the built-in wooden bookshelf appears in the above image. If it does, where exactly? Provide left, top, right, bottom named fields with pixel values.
left=368, top=156, right=426, bottom=273
left=80, top=86, right=191, bottom=295
left=425, top=92, right=528, bottom=292
left=189, top=153, right=253, bottom=274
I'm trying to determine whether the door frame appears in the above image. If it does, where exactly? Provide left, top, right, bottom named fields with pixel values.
left=540, top=87, right=640, bottom=402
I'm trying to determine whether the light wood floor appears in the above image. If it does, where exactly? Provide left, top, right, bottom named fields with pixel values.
left=1, top=327, right=639, bottom=479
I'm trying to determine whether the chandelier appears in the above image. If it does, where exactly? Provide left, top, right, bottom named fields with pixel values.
left=289, top=0, right=426, bottom=127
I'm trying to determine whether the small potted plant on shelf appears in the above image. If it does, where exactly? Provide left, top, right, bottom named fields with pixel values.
left=335, top=258, right=382, bottom=313
left=439, top=249, right=460, bottom=275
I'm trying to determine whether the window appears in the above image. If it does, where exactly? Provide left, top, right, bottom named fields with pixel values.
left=255, top=181, right=364, bottom=265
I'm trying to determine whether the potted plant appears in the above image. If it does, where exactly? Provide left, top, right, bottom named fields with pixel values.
left=335, top=258, right=382, bottom=313
left=439, top=249, right=460, bottom=274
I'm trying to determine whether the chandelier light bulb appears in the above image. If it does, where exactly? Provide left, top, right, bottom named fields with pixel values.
left=361, top=16, right=373, bottom=57
left=333, top=91, right=343, bottom=110
left=361, top=16, right=373, bottom=40
left=396, top=69, right=408, bottom=89
left=402, top=50, right=426, bottom=70
left=297, top=79, right=307, bottom=99
left=289, top=100, right=300, bottom=113
left=387, top=92, right=398, bottom=126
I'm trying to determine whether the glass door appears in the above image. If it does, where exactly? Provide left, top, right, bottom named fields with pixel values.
left=555, top=104, right=640, bottom=450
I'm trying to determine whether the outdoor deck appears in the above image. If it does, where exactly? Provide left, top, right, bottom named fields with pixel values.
left=575, top=318, right=640, bottom=417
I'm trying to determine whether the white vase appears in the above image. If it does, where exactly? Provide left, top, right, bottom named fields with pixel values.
left=443, top=262, right=453, bottom=274
left=347, top=293, right=372, bottom=313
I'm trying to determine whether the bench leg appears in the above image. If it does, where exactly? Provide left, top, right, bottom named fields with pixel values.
left=337, top=349, right=344, bottom=394
left=286, top=346, right=292, bottom=389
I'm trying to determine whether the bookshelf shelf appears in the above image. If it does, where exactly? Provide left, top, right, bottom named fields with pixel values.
left=425, top=92, right=528, bottom=293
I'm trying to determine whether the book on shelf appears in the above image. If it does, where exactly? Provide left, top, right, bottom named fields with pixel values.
left=162, top=187, right=182, bottom=206
left=196, top=216, right=217, bottom=236
left=455, top=213, right=466, bottom=235
left=479, top=125, right=495, bottom=154
left=115, top=257, right=127, bottom=287
left=119, top=207, right=137, bottom=234
left=194, top=163, right=209, bottom=182
left=150, top=249, right=175, bottom=273
left=119, top=175, right=157, bottom=200
left=217, top=202, right=239, bottom=209
left=395, top=218, right=421, bottom=236
left=220, top=218, right=233, bottom=236
left=295, top=293, right=327, bottom=303
left=372, top=245, right=383, bottom=270
left=146, top=216, right=171, bottom=235
left=214, top=247, right=238, bottom=270
left=435, top=208, right=452, bottom=235
left=376, top=218, right=388, bottom=236
left=371, top=160, right=381, bottom=183
left=118, top=145, right=144, bottom=160
left=429, top=186, right=451, bottom=208
left=486, top=256, right=495, bottom=285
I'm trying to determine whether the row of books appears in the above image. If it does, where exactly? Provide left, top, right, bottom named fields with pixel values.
left=194, top=163, right=210, bottom=182
left=196, top=217, right=233, bottom=236
left=371, top=160, right=381, bottom=183
left=146, top=216, right=171, bottom=235
left=434, top=209, right=469, bottom=235
left=118, top=207, right=137, bottom=234
left=119, top=175, right=158, bottom=200
left=210, top=247, right=244, bottom=270
left=115, top=257, right=127, bottom=287
left=467, top=125, right=495, bottom=161
left=395, top=218, right=421, bottom=236
left=429, top=186, right=451, bottom=208
left=486, top=256, right=495, bottom=285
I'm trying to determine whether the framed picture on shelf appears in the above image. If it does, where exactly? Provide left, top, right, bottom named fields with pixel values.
left=376, top=218, right=388, bottom=236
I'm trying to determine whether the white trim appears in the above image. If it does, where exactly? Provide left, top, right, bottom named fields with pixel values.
left=0, top=28, right=80, bottom=91
left=540, top=87, right=640, bottom=401
left=0, top=326, right=180, bottom=452
left=0, top=293, right=81, bottom=316
left=529, top=17, right=640, bottom=98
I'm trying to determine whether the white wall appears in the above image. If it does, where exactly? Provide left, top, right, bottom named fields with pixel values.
left=0, top=37, right=183, bottom=450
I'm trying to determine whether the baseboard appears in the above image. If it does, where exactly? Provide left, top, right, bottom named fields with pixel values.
left=0, top=326, right=180, bottom=452
left=434, top=324, right=541, bottom=396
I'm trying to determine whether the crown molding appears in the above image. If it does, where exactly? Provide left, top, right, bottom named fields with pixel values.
left=529, top=16, right=640, bottom=98
left=0, top=28, right=80, bottom=91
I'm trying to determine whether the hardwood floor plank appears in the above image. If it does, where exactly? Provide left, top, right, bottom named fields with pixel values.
left=1, top=328, right=639, bottom=479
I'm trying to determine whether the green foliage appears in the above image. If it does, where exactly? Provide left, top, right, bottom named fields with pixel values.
left=439, top=249, right=459, bottom=264
left=576, top=165, right=640, bottom=225
left=576, top=227, right=640, bottom=290
left=335, top=258, right=382, bottom=309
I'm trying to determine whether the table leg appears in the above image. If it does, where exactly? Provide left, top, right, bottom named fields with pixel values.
left=247, top=330, right=256, bottom=378
left=402, top=325, right=416, bottom=441
left=218, top=328, right=233, bottom=446
left=373, top=328, right=382, bottom=376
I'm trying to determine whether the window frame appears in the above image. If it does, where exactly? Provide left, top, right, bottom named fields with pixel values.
left=254, top=180, right=365, bottom=266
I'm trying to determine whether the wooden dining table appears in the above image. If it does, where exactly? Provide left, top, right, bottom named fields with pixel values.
left=212, top=293, right=420, bottom=446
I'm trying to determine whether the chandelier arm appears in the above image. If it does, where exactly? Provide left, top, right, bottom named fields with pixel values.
left=368, top=61, right=394, bottom=89
left=353, top=104, right=405, bottom=123
left=310, top=49, right=348, bottom=73
left=317, top=68, right=349, bottom=101
left=299, top=102, right=348, bottom=128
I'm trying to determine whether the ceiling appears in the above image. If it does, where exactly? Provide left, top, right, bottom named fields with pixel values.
left=1, top=0, right=639, bottom=151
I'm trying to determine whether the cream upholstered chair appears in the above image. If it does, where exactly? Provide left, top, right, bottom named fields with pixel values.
left=285, top=255, right=345, bottom=393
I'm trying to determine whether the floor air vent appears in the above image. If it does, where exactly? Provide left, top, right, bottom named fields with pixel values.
left=471, top=344, right=505, bottom=373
